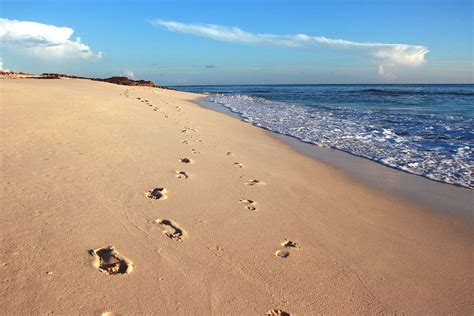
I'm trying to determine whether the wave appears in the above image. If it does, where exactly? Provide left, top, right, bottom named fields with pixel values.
left=358, top=88, right=474, bottom=96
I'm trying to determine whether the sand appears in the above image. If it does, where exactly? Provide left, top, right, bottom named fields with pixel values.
left=0, top=78, right=472, bottom=314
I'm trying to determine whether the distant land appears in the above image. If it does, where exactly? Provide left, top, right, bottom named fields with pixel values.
left=0, top=71, right=173, bottom=89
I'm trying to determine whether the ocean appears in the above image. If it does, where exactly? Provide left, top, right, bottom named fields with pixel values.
left=175, top=84, right=473, bottom=188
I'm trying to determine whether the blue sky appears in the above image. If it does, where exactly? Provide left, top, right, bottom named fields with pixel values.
left=1, top=0, right=472, bottom=84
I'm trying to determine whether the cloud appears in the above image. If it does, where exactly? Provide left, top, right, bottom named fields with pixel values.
left=151, top=19, right=429, bottom=66
left=0, top=18, right=102, bottom=59
left=377, top=65, right=396, bottom=81
left=204, top=65, right=217, bottom=68
left=122, top=68, right=135, bottom=78
left=0, top=58, right=10, bottom=72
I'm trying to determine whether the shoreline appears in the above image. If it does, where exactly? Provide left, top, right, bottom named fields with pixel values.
left=1, top=78, right=472, bottom=314
left=181, top=84, right=473, bottom=190
left=196, top=98, right=473, bottom=220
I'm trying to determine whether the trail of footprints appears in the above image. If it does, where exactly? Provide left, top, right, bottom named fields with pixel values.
left=90, top=92, right=295, bottom=314
left=131, top=93, right=173, bottom=117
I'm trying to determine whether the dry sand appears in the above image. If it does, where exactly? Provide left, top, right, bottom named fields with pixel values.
left=0, top=78, right=472, bottom=314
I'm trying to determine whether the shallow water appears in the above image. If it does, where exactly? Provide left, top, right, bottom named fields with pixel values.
left=176, top=84, right=474, bottom=188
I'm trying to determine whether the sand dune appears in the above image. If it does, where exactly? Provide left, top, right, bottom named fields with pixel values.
left=0, top=78, right=472, bottom=314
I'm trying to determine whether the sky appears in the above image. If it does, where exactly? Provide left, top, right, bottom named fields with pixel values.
left=1, top=0, right=473, bottom=85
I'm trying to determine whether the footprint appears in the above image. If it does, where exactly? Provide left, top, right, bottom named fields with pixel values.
left=274, top=239, right=300, bottom=259
left=226, top=151, right=232, bottom=156
left=175, top=171, right=189, bottom=179
left=181, top=140, right=189, bottom=145
left=267, top=310, right=290, bottom=316
left=233, top=162, right=244, bottom=168
left=155, top=219, right=186, bottom=241
left=274, top=249, right=290, bottom=259
left=180, top=157, right=193, bottom=164
left=239, top=199, right=256, bottom=211
left=245, top=179, right=264, bottom=186
left=89, top=246, right=134, bottom=275
left=145, top=187, right=167, bottom=200
left=191, top=148, right=200, bottom=154
left=281, top=239, right=300, bottom=250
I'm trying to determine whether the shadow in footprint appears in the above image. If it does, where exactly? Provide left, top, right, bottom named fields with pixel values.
left=274, top=249, right=290, bottom=259
left=175, top=171, right=189, bottom=179
left=245, top=179, right=264, bottom=186
left=281, top=239, right=300, bottom=250
left=180, top=158, right=193, bottom=164
left=89, top=246, right=134, bottom=275
left=146, top=187, right=167, bottom=200
left=155, top=219, right=186, bottom=241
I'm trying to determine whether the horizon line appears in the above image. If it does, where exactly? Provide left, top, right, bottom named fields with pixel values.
left=171, top=83, right=474, bottom=87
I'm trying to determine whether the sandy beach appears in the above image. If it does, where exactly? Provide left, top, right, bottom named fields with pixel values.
left=0, top=78, right=472, bottom=314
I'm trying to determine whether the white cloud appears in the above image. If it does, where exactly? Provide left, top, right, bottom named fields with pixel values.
left=377, top=65, right=396, bottom=81
left=0, top=58, right=10, bottom=72
left=0, top=18, right=102, bottom=59
left=151, top=19, right=429, bottom=66
left=122, top=69, right=135, bottom=78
